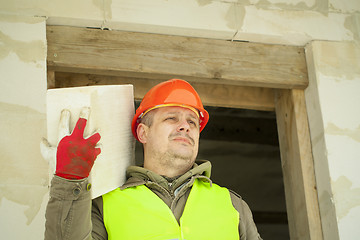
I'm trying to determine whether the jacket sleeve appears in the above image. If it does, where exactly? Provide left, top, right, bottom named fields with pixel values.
left=229, top=190, right=263, bottom=240
left=44, top=175, right=107, bottom=240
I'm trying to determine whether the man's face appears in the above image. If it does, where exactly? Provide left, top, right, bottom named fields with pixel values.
left=140, top=106, right=200, bottom=171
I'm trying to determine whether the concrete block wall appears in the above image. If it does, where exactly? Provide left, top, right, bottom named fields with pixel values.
left=0, top=14, right=48, bottom=239
left=0, top=0, right=359, bottom=44
left=0, top=0, right=359, bottom=239
left=305, top=41, right=360, bottom=240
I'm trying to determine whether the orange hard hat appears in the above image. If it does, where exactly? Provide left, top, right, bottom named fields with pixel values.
left=131, top=79, right=209, bottom=141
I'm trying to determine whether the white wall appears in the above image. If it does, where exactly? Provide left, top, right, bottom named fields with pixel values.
left=0, top=0, right=359, bottom=239
left=0, top=0, right=359, bottom=44
left=305, top=41, right=360, bottom=240
left=0, top=14, right=48, bottom=239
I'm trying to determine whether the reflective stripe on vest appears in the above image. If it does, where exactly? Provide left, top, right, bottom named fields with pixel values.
left=102, top=178, right=239, bottom=240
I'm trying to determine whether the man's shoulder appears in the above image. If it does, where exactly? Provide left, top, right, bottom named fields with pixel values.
left=228, top=188, right=243, bottom=200
left=227, top=188, right=250, bottom=214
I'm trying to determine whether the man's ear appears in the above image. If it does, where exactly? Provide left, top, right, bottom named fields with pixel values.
left=136, top=123, right=149, bottom=144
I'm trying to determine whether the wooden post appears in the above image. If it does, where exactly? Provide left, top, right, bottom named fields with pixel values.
left=47, top=70, right=55, bottom=89
left=275, top=89, right=323, bottom=239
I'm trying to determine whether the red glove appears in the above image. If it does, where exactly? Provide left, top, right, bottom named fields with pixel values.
left=56, top=117, right=101, bottom=179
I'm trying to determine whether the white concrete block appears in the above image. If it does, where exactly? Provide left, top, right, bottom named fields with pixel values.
left=0, top=195, right=48, bottom=239
left=337, top=206, right=360, bottom=239
left=265, top=0, right=316, bottom=8
left=233, top=6, right=355, bottom=45
left=326, top=134, right=360, bottom=187
left=330, top=0, right=360, bottom=13
left=211, top=0, right=321, bottom=11
left=305, top=40, right=360, bottom=240
left=0, top=15, right=46, bottom=113
left=46, top=85, right=135, bottom=198
left=107, top=0, right=237, bottom=39
left=0, top=0, right=104, bottom=28
left=318, top=74, right=360, bottom=129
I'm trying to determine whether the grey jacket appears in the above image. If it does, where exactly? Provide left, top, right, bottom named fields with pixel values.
left=44, top=160, right=262, bottom=240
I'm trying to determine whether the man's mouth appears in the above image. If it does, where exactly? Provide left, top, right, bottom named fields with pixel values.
left=170, top=134, right=194, bottom=146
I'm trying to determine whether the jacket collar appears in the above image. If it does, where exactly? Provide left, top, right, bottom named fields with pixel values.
left=120, top=160, right=212, bottom=191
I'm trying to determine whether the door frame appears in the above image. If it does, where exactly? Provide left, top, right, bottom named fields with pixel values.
left=46, top=25, right=323, bottom=239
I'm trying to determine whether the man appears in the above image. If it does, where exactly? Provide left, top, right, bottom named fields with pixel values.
left=43, top=79, right=262, bottom=240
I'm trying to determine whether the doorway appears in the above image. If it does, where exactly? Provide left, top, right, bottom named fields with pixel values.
left=47, top=25, right=323, bottom=239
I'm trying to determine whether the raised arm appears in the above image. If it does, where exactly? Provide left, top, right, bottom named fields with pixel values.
left=42, top=108, right=102, bottom=240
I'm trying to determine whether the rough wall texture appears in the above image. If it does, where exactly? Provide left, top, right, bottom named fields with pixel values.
left=305, top=41, right=360, bottom=240
left=0, top=0, right=359, bottom=239
left=0, top=0, right=359, bottom=45
left=0, top=14, right=48, bottom=239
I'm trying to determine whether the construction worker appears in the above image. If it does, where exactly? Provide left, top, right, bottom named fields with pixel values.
left=43, top=79, right=262, bottom=240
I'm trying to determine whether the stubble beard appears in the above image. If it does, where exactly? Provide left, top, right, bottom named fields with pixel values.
left=159, top=146, right=196, bottom=172
left=144, top=132, right=198, bottom=176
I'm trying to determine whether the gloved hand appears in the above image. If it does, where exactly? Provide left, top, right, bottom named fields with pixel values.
left=41, top=107, right=101, bottom=180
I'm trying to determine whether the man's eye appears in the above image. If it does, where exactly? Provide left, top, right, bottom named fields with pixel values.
left=189, top=120, right=197, bottom=126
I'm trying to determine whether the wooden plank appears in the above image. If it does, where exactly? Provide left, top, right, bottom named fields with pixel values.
left=275, top=89, right=323, bottom=240
left=47, top=70, right=55, bottom=89
left=47, top=25, right=308, bottom=89
left=55, top=72, right=275, bottom=111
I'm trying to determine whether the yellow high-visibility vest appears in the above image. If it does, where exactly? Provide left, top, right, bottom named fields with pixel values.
left=102, top=178, right=239, bottom=240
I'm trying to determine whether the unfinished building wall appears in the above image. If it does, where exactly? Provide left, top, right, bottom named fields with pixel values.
left=0, top=0, right=359, bottom=239
left=0, top=14, right=48, bottom=239
left=305, top=41, right=360, bottom=240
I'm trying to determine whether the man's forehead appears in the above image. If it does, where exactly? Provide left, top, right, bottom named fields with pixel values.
left=157, top=106, right=199, bottom=119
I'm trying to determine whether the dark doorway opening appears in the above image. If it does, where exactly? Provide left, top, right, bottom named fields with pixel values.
left=198, top=106, right=289, bottom=239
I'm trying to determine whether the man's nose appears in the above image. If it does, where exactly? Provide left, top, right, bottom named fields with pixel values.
left=177, top=119, right=190, bottom=132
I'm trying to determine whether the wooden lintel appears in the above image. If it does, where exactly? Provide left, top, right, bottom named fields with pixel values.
left=47, top=25, right=308, bottom=89
left=275, top=89, right=323, bottom=239
left=55, top=72, right=275, bottom=111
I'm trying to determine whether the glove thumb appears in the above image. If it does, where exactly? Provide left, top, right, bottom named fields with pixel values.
left=40, top=137, right=56, bottom=173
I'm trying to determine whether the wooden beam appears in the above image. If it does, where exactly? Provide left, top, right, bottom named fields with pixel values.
left=47, top=25, right=308, bottom=89
left=55, top=72, right=275, bottom=111
left=275, top=89, right=323, bottom=239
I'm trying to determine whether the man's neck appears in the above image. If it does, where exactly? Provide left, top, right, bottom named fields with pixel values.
left=143, top=162, right=189, bottom=178
left=143, top=148, right=195, bottom=177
